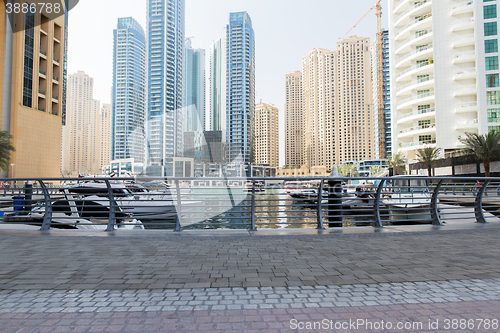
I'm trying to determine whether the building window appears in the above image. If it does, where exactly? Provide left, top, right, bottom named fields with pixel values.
left=484, top=5, right=497, bottom=19
left=487, top=90, right=500, bottom=104
left=488, top=109, right=500, bottom=122
left=485, top=39, right=498, bottom=53
left=485, top=22, right=498, bottom=36
left=487, top=73, right=500, bottom=87
left=489, top=125, right=500, bottom=133
left=486, top=56, right=499, bottom=70
left=22, top=11, right=35, bottom=108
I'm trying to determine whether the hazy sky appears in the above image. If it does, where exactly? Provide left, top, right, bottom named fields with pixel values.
left=67, top=0, right=389, bottom=166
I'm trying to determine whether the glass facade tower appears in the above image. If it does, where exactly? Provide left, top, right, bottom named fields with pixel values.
left=112, top=17, right=146, bottom=164
left=147, top=0, right=185, bottom=175
left=225, top=12, right=255, bottom=166
left=183, top=39, right=205, bottom=133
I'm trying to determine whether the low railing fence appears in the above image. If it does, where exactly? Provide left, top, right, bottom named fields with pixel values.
left=0, top=176, right=498, bottom=231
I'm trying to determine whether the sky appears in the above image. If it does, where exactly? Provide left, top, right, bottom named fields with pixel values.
left=67, top=0, right=389, bottom=166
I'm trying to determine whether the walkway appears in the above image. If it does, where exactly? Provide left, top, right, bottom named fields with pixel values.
left=1, top=222, right=500, bottom=332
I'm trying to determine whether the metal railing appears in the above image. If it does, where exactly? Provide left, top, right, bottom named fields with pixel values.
left=0, top=177, right=498, bottom=232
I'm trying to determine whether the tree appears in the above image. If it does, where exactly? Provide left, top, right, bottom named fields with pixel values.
left=416, top=147, right=442, bottom=176
left=336, top=164, right=359, bottom=177
left=387, top=151, right=406, bottom=176
left=369, top=165, right=383, bottom=176
left=459, top=131, right=500, bottom=177
left=0, top=131, right=15, bottom=173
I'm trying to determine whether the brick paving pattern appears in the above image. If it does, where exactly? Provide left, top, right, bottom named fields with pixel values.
left=1, top=224, right=500, bottom=332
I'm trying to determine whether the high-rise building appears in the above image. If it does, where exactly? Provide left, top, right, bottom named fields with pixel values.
left=147, top=0, right=185, bottom=175
left=300, top=37, right=373, bottom=167
left=62, top=71, right=101, bottom=175
left=254, top=103, right=279, bottom=167
left=389, top=0, right=498, bottom=159
left=302, top=48, right=332, bottom=167
left=0, top=4, right=68, bottom=177
left=333, top=36, right=374, bottom=163
left=373, top=29, right=392, bottom=159
left=183, top=39, right=205, bottom=133
left=209, top=38, right=226, bottom=134
left=99, top=103, right=112, bottom=171
left=285, top=71, right=305, bottom=167
left=225, top=11, right=255, bottom=166
left=112, top=17, right=146, bottom=165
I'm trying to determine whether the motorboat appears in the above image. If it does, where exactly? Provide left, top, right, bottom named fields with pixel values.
left=243, top=182, right=266, bottom=192
left=4, top=197, right=144, bottom=230
left=382, top=176, right=433, bottom=224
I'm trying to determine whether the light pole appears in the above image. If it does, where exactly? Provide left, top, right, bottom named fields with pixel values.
left=10, top=164, right=14, bottom=187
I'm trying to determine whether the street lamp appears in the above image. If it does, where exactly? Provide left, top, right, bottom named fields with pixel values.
left=10, top=164, right=14, bottom=187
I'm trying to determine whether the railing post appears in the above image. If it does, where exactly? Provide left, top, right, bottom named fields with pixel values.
left=38, top=180, right=53, bottom=231
left=250, top=180, right=257, bottom=231
left=105, top=180, right=117, bottom=231
left=431, top=180, right=443, bottom=226
left=474, top=180, right=490, bottom=223
left=316, top=179, right=325, bottom=230
left=373, top=179, right=385, bottom=228
left=174, top=180, right=182, bottom=232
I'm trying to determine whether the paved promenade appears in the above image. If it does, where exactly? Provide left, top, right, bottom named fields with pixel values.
left=1, top=222, right=500, bottom=332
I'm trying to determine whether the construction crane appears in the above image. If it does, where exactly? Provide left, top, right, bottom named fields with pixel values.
left=345, top=0, right=386, bottom=159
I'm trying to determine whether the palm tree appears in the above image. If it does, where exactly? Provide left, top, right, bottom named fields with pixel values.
left=416, top=147, right=442, bottom=176
left=387, top=151, right=406, bottom=176
left=336, top=164, right=359, bottom=177
left=0, top=131, right=15, bottom=173
left=460, top=131, right=500, bottom=177
left=369, top=165, right=383, bottom=176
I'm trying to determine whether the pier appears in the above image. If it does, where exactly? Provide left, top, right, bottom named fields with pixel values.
left=1, top=176, right=500, bottom=331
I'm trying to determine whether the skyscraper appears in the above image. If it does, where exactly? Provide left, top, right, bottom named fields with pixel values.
left=333, top=36, right=374, bottom=163
left=0, top=5, right=68, bottom=177
left=62, top=71, right=101, bottom=175
left=147, top=0, right=185, bottom=175
left=285, top=71, right=305, bottom=167
left=112, top=17, right=146, bottom=165
left=209, top=38, right=226, bottom=134
left=254, top=103, right=279, bottom=167
left=373, top=29, right=391, bottom=159
left=225, top=11, right=255, bottom=167
left=183, top=39, right=205, bottom=133
left=99, top=104, right=112, bottom=171
left=388, top=0, right=497, bottom=160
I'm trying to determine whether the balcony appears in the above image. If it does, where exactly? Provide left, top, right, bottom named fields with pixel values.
left=39, top=50, right=47, bottom=57
left=395, top=44, right=433, bottom=68
left=395, top=0, right=432, bottom=27
left=396, top=62, right=433, bottom=82
left=452, top=18, right=475, bottom=32
left=395, top=29, right=433, bottom=55
left=397, top=108, right=436, bottom=124
left=398, top=123, right=436, bottom=138
left=399, top=139, right=436, bottom=149
left=453, top=34, right=475, bottom=48
left=453, top=51, right=476, bottom=64
left=455, top=102, right=478, bottom=113
left=37, top=107, right=45, bottom=112
left=398, top=90, right=435, bottom=109
left=53, top=76, right=59, bottom=82
left=52, top=95, right=58, bottom=102
left=397, top=75, right=434, bottom=95
left=395, top=13, right=432, bottom=41
left=456, top=118, right=478, bottom=129
left=454, top=86, right=477, bottom=97
left=39, top=69, right=46, bottom=77
left=454, top=68, right=477, bottom=81
left=53, top=56, right=60, bottom=63
left=38, top=89, right=45, bottom=96
left=452, top=1, right=474, bottom=16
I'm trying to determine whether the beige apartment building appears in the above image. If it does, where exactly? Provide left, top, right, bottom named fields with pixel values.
left=333, top=36, right=374, bottom=163
left=295, top=37, right=374, bottom=169
left=0, top=4, right=67, bottom=177
left=62, top=71, right=104, bottom=176
left=284, top=71, right=305, bottom=167
left=99, top=104, right=112, bottom=171
left=253, top=103, right=279, bottom=167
